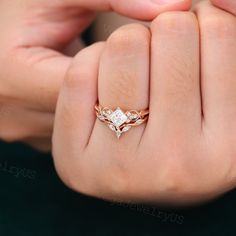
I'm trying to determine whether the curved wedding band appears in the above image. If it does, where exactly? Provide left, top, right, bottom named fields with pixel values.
left=95, top=104, right=149, bottom=139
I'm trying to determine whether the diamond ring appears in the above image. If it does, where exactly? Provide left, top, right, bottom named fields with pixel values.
left=95, top=104, right=149, bottom=139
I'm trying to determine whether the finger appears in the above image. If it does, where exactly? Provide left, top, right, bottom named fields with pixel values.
left=0, top=106, right=54, bottom=142
left=148, top=12, right=201, bottom=138
left=92, top=24, right=150, bottom=143
left=70, top=0, right=192, bottom=21
left=195, top=2, right=236, bottom=129
left=5, top=0, right=191, bottom=113
left=3, top=51, right=72, bottom=112
left=211, top=0, right=236, bottom=15
left=53, top=42, right=105, bottom=155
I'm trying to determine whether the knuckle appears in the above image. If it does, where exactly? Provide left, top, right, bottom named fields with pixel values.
left=154, top=142, right=198, bottom=195
left=152, top=12, right=197, bottom=34
left=107, top=24, right=150, bottom=54
left=105, top=167, right=129, bottom=199
left=99, top=151, right=131, bottom=199
left=107, top=176, right=129, bottom=200
left=157, top=162, right=189, bottom=196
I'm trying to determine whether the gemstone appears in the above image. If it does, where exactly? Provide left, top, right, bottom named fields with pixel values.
left=126, top=118, right=131, bottom=123
left=122, top=126, right=131, bottom=133
left=116, top=131, right=121, bottom=139
left=135, top=119, right=143, bottom=125
left=108, top=124, right=116, bottom=131
left=103, top=109, right=112, bottom=116
left=132, top=114, right=138, bottom=119
left=110, top=108, right=128, bottom=127
left=98, top=115, right=105, bottom=121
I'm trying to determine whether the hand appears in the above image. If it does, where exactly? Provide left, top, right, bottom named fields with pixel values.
left=0, top=0, right=190, bottom=152
left=52, top=0, right=236, bottom=205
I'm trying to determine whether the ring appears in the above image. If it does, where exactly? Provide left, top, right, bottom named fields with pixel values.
left=95, top=104, right=149, bottom=139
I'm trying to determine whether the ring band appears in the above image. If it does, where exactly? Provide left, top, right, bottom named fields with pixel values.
left=95, top=104, right=149, bottom=139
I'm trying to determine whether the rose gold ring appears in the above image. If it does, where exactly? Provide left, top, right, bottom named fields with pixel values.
left=95, top=104, right=149, bottom=139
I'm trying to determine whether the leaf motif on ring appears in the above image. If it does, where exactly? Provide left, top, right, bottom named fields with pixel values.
left=108, top=124, right=116, bottom=132
left=122, top=126, right=131, bottom=133
left=98, top=115, right=106, bottom=121
left=135, top=119, right=144, bottom=125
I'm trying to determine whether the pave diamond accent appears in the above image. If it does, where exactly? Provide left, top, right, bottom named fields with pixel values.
left=109, top=108, right=128, bottom=127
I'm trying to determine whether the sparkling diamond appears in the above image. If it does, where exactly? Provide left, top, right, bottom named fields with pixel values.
left=131, top=114, right=138, bottom=119
left=110, top=108, right=128, bottom=127
left=135, top=119, right=143, bottom=125
left=122, top=126, right=131, bottom=133
left=98, top=115, right=105, bottom=121
left=116, top=131, right=121, bottom=139
left=102, top=109, right=112, bottom=116
left=108, top=124, right=116, bottom=131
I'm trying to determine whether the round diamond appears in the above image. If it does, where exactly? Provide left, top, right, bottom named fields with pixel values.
left=103, top=109, right=112, bottom=116
left=132, top=114, right=138, bottom=119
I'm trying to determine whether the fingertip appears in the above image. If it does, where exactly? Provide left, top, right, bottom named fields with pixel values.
left=111, top=0, right=192, bottom=21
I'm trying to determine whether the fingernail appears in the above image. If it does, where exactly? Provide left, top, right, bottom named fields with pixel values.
left=151, top=0, right=185, bottom=5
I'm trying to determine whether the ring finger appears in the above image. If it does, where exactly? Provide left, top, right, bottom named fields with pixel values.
left=91, top=24, right=151, bottom=146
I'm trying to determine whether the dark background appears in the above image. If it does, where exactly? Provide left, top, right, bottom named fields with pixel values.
left=0, top=141, right=236, bottom=236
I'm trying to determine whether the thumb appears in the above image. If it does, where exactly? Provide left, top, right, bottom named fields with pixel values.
left=70, top=0, right=192, bottom=20
left=210, top=0, right=236, bottom=15
left=5, top=0, right=191, bottom=113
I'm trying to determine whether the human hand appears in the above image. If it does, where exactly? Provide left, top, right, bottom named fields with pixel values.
left=0, top=0, right=190, bottom=152
left=52, top=0, right=236, bottom=206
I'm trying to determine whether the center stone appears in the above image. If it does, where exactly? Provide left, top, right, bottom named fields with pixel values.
left=110, top=108, right=128, bottom=127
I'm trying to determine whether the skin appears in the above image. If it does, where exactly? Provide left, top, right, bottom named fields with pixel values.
left=53, top=0, right=236, bottom=206
left=0, top=0, right=190, bottom=152
left=93, top=0, right=201, bottom=41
